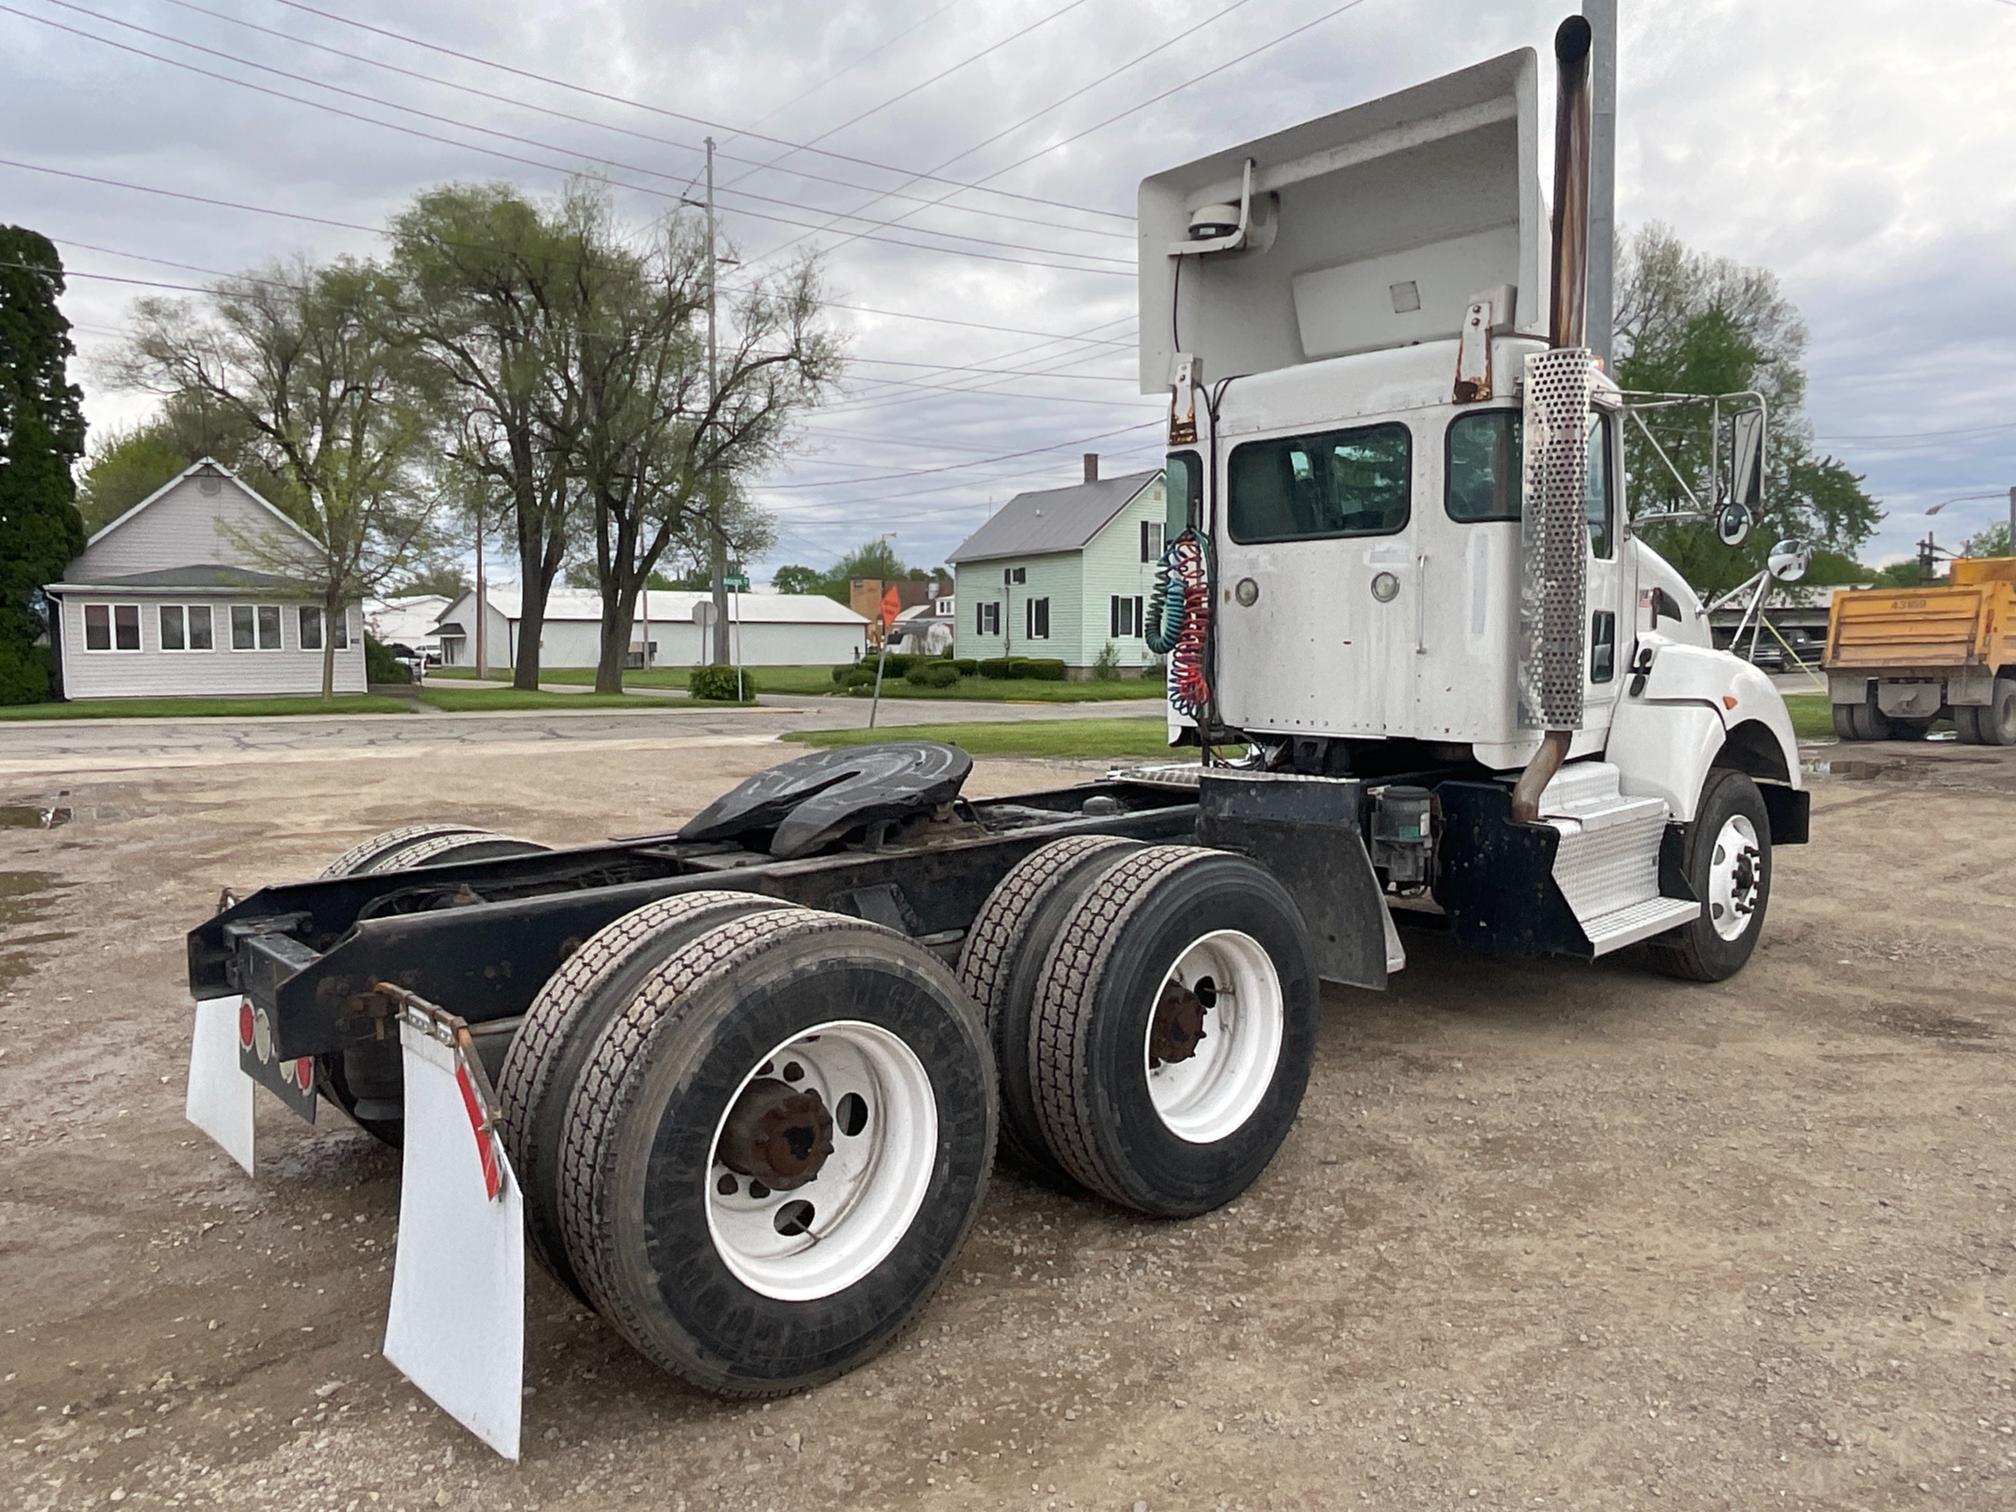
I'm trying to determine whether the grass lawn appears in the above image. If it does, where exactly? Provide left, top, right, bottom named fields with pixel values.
left=0, top=694, right=410, bottom=722
left=1782, top=693, right=1831, bottom=741
left=787, top=716, right=1179, bottom=759
left=413, top=687, right=750, bottom=712
left=433, top=663, right=1163, bottom=701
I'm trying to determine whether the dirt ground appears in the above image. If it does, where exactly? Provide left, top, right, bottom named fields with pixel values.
left=2, top=735, right=2012, bottom=1511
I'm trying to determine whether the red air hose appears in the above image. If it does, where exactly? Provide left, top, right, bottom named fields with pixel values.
left=1148, top=531, right=1212, bottom=720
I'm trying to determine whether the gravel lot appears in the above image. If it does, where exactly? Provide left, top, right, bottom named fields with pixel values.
left=2, top=733, right=2011, bottom=1511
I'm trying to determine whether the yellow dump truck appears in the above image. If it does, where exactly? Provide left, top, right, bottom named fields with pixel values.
left=1825, top=557, right=2016, bottom=743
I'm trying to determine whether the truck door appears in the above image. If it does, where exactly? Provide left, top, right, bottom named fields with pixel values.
left=1582, top=407, right=1631, bottom=736
left=1212, top=420, right=1417, bottom=737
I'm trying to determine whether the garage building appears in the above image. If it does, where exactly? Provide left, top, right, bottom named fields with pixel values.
left=433, top=585, right=870, bottom=669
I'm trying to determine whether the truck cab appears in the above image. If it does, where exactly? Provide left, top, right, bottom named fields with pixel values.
left=1138, top=29, right=1806, bottom=974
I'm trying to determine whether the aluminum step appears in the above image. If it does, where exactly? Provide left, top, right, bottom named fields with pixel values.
left=1539, top=762, right=1688, bottom=957
left=1580, top=895, right=1700, bottom=954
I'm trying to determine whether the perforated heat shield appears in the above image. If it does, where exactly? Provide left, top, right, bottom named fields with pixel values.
left=1518, top=347, right=1597, bottom=729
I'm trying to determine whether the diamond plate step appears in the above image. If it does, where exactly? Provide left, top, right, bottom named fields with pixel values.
left=1580, top=896, right=1700, bottom=955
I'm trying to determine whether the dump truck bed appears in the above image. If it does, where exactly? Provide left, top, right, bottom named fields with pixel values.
left=1824, top=560, right=2016, bottom=676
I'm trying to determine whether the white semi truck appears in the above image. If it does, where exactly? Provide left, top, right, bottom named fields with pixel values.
left=183, top=10, right=1805, bottom=1458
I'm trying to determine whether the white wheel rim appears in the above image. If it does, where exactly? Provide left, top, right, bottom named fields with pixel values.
left=1142, top=930, right=1285, bottom=1144
left=1706, top=814, right=1763, bottom=941
left=705, top=1020, right=937, bottom=1302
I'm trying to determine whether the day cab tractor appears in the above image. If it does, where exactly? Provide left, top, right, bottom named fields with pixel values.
left=182, top=12, right=1807, bottom=1459
left=1824, top=554, right=2016, bottom=744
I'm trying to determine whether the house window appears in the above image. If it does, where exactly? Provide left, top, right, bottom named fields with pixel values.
left=1140, top=521, right=1163, bottom=562
left=233, top=604, right=285, bottom=651
left=158, top=604, right=214, bottom=652
left=1111, top=594, right=1145, bottom=638
left=299, top=606, right=323, bottom=651
left=335, top=610, right=352, bottom=651
left=975, top=601, right=1001, bottom=636
left=1002, top=566, right=1026, bottom=585
left=84, top=603, right=143, bottom=653
left=1024, top=597, right=1050, bottom=640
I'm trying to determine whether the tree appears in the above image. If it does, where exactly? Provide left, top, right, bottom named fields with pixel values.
left=0, top=228, right=87, bottom=704
left=388, top=183, right=598, bottom=690
left=770, top=564, right=824, bottom=594
left=1961, top=521, right=2011, bottom=559
left=547, top=204, right=840, bottom=692
left=1613, top=224, right=1882, bottom=595
left=386, top=563, right=470, bottom=600
left=73, top=389, right=302, bottom=534
left=118, top=257, right=438, bottom=698
left=832, top=537, right=907, bottom=583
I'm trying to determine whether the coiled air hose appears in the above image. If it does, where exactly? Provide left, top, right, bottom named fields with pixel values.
left=1147, top=529, right=1211, bottom=721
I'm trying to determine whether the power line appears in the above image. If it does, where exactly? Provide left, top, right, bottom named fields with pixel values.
left=760, top=420, right=1159, bottom=490
left=745, top=0, right=1261, bottom=268
left=12, top=3, right=1134, bottom=275
left=842, top=354, right=1135, bottom=383
left=262, top=0, right=1133, bottom=223
left=1815, top=420, right=2016, bottom=442
left=716, top=0, right=1094, bottom=199
left=147, top=0, right=1128, bottom=243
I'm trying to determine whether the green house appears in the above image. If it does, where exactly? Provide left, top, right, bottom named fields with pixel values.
left=948, top=460, right=1167, bottom=676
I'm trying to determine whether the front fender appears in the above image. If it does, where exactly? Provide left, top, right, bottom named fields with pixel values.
left=1606, top=638, right=1802, bottom=825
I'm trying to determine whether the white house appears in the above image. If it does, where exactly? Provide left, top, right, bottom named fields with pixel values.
left=434, top=584, right=870, bottom=669
left=365, top=593, right=451, bottom=660
left=45, top=459, right=364, bottom=701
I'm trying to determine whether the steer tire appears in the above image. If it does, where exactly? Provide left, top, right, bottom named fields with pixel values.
left=1027, top=845, right=1320, bottom=1219
left=497, top=890, right=793, bottom=1300
left=558, top=908, right=996, bottom=1397
left=957, top=835, right=1143, bottom=1180
left=314, top=825, right=551, bottom=1145
left=1646, top=769, right=1772, bottom=983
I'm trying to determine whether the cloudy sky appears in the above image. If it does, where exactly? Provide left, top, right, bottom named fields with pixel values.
left=5, top=0, right=2013, bottom=580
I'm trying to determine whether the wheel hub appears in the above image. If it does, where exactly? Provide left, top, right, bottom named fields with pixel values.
left=718, top=1078, right=835, bottom=1191
left=1148, top=980, right=1208, bottom=1067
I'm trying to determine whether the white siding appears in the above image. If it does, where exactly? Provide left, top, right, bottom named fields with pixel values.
left=71, top=473, right=317, bottom=582
left=57, top=593, right=366, bottom=700
left=435, top=592, right=514, bottom=669
left=521, top=617, right=865, bottom=668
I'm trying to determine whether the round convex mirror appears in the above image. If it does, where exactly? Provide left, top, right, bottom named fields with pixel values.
left=1715, top=501, right=1753, bottom=548
left=1766, top=540, right=1811, bottom=583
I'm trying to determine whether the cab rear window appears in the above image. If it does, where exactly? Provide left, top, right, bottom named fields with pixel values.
left=1226, top=423, right=1410, bottom=543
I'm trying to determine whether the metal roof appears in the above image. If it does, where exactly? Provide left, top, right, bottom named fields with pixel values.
left=451, top=585, right=870, bottom=626
left=946, top=469, right=1161, bottom=564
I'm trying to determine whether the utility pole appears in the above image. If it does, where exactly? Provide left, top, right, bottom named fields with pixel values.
left=474, top=508, right=487, bottom=679
left=705, top=135, right=731, bottom=667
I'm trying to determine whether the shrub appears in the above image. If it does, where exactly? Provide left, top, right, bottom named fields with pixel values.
left=845, top=667, right=877, bottom=688
left=0, top=641, right=53, bottom=705
left=1091, top=642, right=1122, bottom=681
left=952, top=658, right=978, bottom=675
left=869, top=651, right=916, bottom=677
left=830, top=664, right=852, bottom=685
left=904, top=661, right=960, bottom=689
left=689, top=664, right=757, bottom=701
left=364, top=634, right=411, bottom=685
left=976, top=657, right=1012, bottom=679
left=1020, top=658, right=1068, bottom=682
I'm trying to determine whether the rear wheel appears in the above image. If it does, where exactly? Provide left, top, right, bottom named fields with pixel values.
left=1830, top=704, right=1860, bottom=741
left=1027, top=846, right=1320, bottom=1218
left=1846, top=698, right=1894, bottom=741
left=1975, top=680, right=2016, bottom=746
left=1647, top=769, right=1772, bottom=983
left=497, top=889, right=792, bottom=1299
left=956, top=835, right=1142, bottom=1179
left=558, top=908, right=996, bottom=1396
left=315, top=825, right=550, bottom=1143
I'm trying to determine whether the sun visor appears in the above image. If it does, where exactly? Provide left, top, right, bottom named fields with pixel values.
left=1138, top=47, right=1543, bottom=391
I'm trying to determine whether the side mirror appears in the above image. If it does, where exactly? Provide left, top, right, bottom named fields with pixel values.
left=1726, top=405, right=1766, bottom=510
left=1716, top=501, right=1752, bottom=548
left=1766, top=539, right=1811, bottom=583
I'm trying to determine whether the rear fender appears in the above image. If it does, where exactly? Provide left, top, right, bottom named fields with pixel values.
left=1607, top=639, right=1802, bottom=827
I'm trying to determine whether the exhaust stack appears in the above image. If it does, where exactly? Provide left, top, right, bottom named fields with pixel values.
left=1511, top=14, right=1597, bottom=826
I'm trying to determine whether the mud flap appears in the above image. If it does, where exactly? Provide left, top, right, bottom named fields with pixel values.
left=185, top=995, right=256, bottom=1175
left=383, top=1017, right=524, bottom=1461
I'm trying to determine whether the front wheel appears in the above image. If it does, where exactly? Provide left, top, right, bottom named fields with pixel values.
left=1647, top=769, right=1772, bottom=983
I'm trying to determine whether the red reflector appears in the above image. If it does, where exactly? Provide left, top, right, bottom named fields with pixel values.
left=238, top=999, right=255, bottom=1050
left=1721, top=695, right=1738, bottom=711
left=293, top=1057, right=314, bottom=1090
left=455, top=1063, right=504, bottom=1201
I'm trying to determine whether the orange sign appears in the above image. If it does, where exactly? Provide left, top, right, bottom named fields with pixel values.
left=880, top=586, right=901, bottom=628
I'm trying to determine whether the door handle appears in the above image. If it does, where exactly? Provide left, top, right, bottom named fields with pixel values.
left=1414, top=552, right=1429, bottom=655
